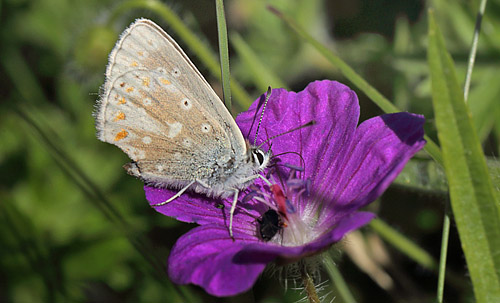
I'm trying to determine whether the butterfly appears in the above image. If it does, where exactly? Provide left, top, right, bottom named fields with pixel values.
left=95, top=18, right=271, bottom=238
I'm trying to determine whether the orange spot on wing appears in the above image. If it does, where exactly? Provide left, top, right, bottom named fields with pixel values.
left=125, top=87, right=134, bottom=93
left=130, top=61, right=139, bottom=67
left=113, top=112, right=125, bottom=122
left=117, top=97, right=126, bottom=104
left=160, top=78, right=171, bottom=85
left=142, top=77, right=150, bottom=87
left=114, top=129, right=128, bottom=141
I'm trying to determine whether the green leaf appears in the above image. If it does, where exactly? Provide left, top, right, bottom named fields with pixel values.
left=393, top=158, right=448, bottom=193
left=428, top=10, right=500, bottom=302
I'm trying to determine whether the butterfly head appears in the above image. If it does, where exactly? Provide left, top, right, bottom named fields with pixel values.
left=245, top=139, right=271, bottom=173
left=250, top=146, right=271, bottom=172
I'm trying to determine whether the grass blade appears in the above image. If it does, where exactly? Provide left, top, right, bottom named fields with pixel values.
left=323, top=254, right=356, bottom=303
left=215, top=0, right=232, bottom=110
left=428, top=10, right=500, bottom=302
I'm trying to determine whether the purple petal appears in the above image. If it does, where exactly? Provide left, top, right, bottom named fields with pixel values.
left=144, top=80, right=425, bottom=297
left=145, top=186, right=261, bottom=234
left=316, top=113, right=425, bottom=228
left=236, top=80, right=360, bottom=212
left=168, top=213, right=374, bottom=296
left=168, top=224, right=269, bottom=297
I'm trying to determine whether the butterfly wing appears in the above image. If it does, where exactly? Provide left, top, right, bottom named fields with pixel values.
left=96, top=19, right=247, bottom=187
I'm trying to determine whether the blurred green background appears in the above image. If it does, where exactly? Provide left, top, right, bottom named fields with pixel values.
left=1, top=0, right=499, bottom=302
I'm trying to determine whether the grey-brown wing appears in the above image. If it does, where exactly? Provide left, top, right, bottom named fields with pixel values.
left=98, top=18, right=246, bottom=156
left=97, top=68, right=231, bottom=186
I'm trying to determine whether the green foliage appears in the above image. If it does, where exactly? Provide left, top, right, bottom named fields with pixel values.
left=428, top=10, right=500, bottom=302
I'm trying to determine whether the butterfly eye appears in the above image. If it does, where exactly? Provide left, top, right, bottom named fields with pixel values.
left=252, top=149, right=267, bottom=168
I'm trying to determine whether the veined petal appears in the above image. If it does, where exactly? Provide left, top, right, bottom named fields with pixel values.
left=316, top=113, right=425, bottom=229
left=145, top=186, right=261, bottom=234
left=168, top=224, right=268, bottom=296
left=168, top=213, right=374, bottom=296
left=237, top=80, right=360, bottom=212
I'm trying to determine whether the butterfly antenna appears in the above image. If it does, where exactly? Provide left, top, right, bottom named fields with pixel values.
left=272, top=151, right=306, bottom=169
left=258, top=120, right=316, bottom=148
left=253, top=86, right=273, bottom=146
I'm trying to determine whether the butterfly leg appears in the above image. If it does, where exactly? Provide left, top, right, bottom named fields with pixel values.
left=226, top=175, right=271, bottom=240
left=195, top=179, right=210, bottom=188
left=257, top=174, right=272, bottom=186
left=229, top=190, right=239, bottom=240
left=151, top=180, right=196, bottom=206
left=238, top=174, right=271, bottom=189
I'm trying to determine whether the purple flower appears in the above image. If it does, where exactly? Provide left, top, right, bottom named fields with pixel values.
left=145, top=80, right=426, bottom=297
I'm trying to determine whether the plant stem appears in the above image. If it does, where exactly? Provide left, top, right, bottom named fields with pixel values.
left=215, top=0, right=232, bottom=110
left=463, top=0, right=488, bottom=102
left=437, top=203, right=451, bottom=303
